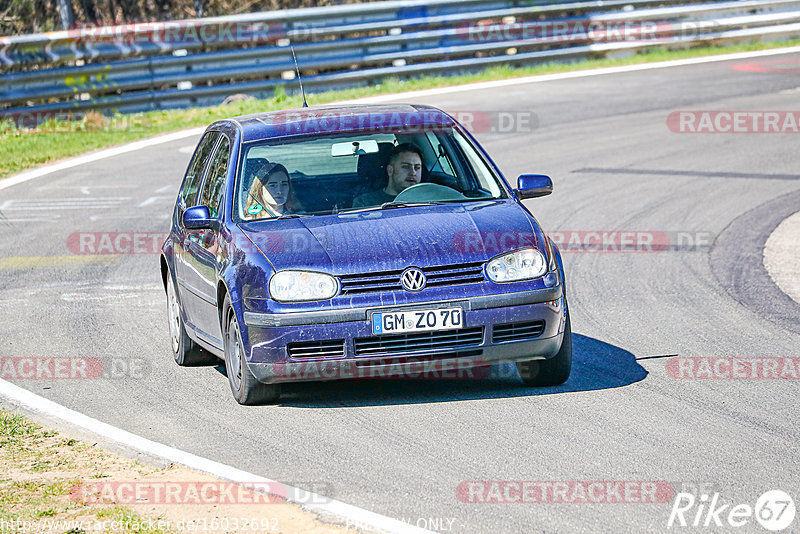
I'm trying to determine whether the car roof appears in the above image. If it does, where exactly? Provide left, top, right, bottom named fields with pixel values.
left=210, top=104, right=457, bottom=143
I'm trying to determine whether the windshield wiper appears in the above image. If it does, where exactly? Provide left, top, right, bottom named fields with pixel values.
left=379, top=201, right=445, bottom=209
left=339, top=200, right=449, bottom=214
left=275, top=213, right=309, bottom=220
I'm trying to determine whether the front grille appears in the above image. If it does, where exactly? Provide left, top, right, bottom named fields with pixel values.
left=492, top=320, right=546, bottom=343
left=287, top=339, right=345, bottom=359
left=354, top=326, right=484, bottom=356
left=354, top=349, right=483, bottom=368
left=339, top=261, right=485, bottom=295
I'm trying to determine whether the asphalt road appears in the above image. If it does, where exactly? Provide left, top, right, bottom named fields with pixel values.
left=1, top=52, right=799, bottom=533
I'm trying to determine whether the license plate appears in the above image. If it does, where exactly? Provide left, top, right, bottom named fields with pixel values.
left=371, top=307, right=463, bottom=334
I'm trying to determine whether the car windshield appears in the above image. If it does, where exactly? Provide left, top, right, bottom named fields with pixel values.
left=234, top=126, right=508, bottom=221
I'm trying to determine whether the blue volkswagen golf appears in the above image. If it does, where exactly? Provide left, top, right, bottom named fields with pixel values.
left=161, top=104, right=570, bottom=404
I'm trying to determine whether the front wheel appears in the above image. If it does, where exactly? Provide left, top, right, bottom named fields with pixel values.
left=517, top=309, right=572, bottom=387
left=167, top=272, right=217, bottom=366
left=222, top=295, right=280, bottom=405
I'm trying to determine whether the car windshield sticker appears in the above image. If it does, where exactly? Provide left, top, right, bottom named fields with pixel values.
left=248, top=203, right=263, bottom=215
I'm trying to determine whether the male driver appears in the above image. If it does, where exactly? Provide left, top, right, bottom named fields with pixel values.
left=352, top=143, right=424, bottom=207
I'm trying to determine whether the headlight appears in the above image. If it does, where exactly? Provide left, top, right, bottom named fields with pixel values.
left=269, top=270, right=338, bottom=302
left=486, top=248, right=547, bottom=283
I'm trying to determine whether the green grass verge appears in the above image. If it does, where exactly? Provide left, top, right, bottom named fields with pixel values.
left=0, top=409, right=173, bottom=533
left=1, top=39, right=798, bottom=180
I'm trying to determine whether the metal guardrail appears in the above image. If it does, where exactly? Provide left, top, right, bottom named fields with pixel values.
left=1, top=0, right=800, bottom=119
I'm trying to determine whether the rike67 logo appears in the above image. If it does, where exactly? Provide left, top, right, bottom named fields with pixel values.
left=668, top=490, right=796, bottom=531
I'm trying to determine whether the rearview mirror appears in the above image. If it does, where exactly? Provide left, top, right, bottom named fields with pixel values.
left=183, top=205, right=215, bottom=229
left=515, top=174, right=553, bottom=199
left=331, top=139, right=379, bottom=157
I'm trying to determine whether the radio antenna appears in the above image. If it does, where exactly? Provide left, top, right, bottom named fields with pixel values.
left=290, top=46, right=308, bottom=108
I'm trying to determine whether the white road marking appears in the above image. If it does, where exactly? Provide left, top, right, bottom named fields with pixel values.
left=0, top=216, right=61, bottom=222
left=0, top=198, right=131, bottom=211
left=3, top=281, right=161, bottom=292
left=102, top=284, right=162, bottom=291
left=178, top=144, right=197, bottom=154
left=61, top=292, right=142, bottom=302
left=138, top=196, right=174, bottom=207
left=155, top=185, right=175, bottom=193
left=0, top=380, right=433, bottom=534
left=3, top=197, right=129, bottom=203
left=0, top=127, right=206, bottom=194
left=39, top=185, right=139, bottom=193
left=89, top=213, right=170, bottom=221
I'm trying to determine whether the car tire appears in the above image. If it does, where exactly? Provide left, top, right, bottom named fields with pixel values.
left=517, top=306, right=572, bottom=387
left=222, top=295, right=280, bottom=405
left=167, top=272, right=218, bottom=366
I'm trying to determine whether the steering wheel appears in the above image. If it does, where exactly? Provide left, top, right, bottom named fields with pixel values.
left=394, top=183, right=466, bottom=202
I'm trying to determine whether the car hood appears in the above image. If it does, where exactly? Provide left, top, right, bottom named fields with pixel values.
left=237, top=200, right=544, bottom=275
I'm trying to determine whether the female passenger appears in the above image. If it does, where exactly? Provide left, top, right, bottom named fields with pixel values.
left=243, top=162, right=302, bottom=219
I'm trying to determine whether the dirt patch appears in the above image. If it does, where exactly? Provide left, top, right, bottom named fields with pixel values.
left=0, top=408, right=358, bottom=533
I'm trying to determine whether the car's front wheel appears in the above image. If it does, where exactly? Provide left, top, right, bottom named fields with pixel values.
left=222, top=295, right=280, bottom=405
left=517, top=307, right=572, bottom=387
left=167, top=272, right=218, bottom=366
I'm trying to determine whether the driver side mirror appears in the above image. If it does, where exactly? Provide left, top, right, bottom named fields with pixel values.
left=514, top=174, right=553, bottom=199
left=183, top=205, right=216, bottom=230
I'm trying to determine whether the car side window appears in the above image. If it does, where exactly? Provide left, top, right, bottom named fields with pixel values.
left=453, top=133, right=502, bottom=197
left=426, top=132, right=457, bottom=177
left=198, top=135, right=231, bottom=218
left=180, top=131, right=220, bottom=207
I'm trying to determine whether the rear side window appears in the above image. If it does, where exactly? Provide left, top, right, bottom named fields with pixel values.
left=180, top=131, right=220, bottom=207
left=199, top=135, right=231, bottom=218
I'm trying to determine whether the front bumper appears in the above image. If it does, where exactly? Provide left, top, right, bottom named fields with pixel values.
left=243, top=286, right=566, bottom=384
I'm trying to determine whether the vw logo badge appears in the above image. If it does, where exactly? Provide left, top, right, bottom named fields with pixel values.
left=401, top=267, right=426, bottom=292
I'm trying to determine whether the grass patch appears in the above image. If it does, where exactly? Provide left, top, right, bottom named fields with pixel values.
left=1, top=38, right=798, bottom=180
left=0, top=409, right=176, bottom=533
left=0, top=411, right=38, bottom=441
left=0, top=410, right=57, bottom=463
left=0, top=409, right=85, bottom=474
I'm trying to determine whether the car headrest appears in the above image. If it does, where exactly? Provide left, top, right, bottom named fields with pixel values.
left=356, top=142, right=394, bottom=187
